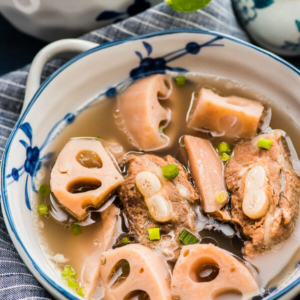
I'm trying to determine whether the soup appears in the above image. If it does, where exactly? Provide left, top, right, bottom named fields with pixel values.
left=32, top=73, right=300, bottom=300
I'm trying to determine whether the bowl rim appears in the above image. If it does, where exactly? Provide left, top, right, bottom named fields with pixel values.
left=1, top=29, right=300, bottom=300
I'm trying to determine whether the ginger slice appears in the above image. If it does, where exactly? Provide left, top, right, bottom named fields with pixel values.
left=187, top=88, right=264, bottom=138
left=50, top=139, right=123, bottom=220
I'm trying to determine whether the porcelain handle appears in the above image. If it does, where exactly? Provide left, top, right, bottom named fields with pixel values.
left=23, top=39, right=99, bottom=115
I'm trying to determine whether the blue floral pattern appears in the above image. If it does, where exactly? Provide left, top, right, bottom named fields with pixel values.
left=6, top=37, right=224, bottom=211
left=96, top=0, right=151, bottom=23
left=129, top=38, right=224, bottom=79
left=296, top=20, right=300, bottom=32
left=281, top=20, right=300, bottom=52
left=233, top=0, right=274, bottom=25
left=6, top=113, right=75, bottom=210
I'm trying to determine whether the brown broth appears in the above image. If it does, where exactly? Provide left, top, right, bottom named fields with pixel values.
left=32, top=74, right=300, bottom=299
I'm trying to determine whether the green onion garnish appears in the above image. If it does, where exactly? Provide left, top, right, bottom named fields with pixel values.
left=38, top=204, right=48, bottom=216
left=220, top=152, right=230, bottom=162
left=77, top=287, right=85, bottom=297
left=179, top=229, right=199, bottom=245
left=257, top=138, right=273, bottom=150
left=66, top=277, right=79, bottom=290
left=175, top=76, right=186, bottom=86
left=39, top=184, right=51, bottom=197
left=162, top=164, right=179, bottom=180
left=148, top=228, right=161, bottom=241
left=95, top=136, right=100, bottom=141
left=62, top=266, right=76, bottom=278
left=218, top=142, right=231, bottom=154
left=71, top=223, right=82, bottom=236
left=120, top=237, right=130, bottom=246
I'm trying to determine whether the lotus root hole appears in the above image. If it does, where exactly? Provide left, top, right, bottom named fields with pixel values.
left=76, top=150, right=103, bottom=169
left=107, top=259, right=130, bottom=289
left=67, top=179, right=102, bottom=194
left=190, top=257, right=220, bottom=283
left=164, top=79, right=171, bottom=89
left=124, top=290, right=150, bottom=300
left=213, top=289, right=242, bottom=300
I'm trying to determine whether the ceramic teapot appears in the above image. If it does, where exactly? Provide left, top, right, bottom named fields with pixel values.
left=0, top=0, right=161, bottom=42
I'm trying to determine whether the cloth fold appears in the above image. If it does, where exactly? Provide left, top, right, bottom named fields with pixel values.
left=0, top=1, right=267, bottom=299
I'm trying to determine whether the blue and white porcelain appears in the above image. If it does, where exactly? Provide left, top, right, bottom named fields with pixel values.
left=233, top=0, right=300, bottom=56
left=0, top=0, right=161, bottom=41
left=1, top=30, right=300, bottom=300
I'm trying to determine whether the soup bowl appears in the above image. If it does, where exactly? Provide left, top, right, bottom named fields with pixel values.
left=1, top=29, right=300, bottom=300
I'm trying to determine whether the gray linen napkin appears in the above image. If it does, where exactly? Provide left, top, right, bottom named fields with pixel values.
left=0, top=1, right=249, bottom=299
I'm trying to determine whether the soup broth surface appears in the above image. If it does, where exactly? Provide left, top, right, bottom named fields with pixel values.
left=32, top=73, right=300, bottom=299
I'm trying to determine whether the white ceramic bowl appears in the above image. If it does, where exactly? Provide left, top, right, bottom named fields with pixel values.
left=233, top=0, right=300, bottom=56
left=0, top=0, right=161, bottom=41
left=1, top=30, right=300, bottom=300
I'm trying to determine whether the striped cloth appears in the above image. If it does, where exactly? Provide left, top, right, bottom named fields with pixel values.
left=0, top=1, right=289, bottom=299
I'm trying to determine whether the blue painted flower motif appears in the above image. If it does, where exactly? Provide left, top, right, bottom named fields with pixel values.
left=281, top=38, right=300, bottom=52
left=96, top=0, right=151, bottom=22
left=129, top=37, right=224, bottom=80
left=296, top=20, right=300, bottom=32
left=6, top=113, right=75, bottom=210
left=11, top=168, right=19, bottom=181
left=233, top=0, right=274, bottom=25
left=281, top=21, right=300, bottom=52
left=25, top=146, right=40, bottom=177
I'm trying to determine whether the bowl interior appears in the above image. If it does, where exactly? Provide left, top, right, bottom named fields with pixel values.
left=2, top=30, right=300, bottom=300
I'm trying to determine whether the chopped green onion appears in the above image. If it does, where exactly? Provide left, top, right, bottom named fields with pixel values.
left=120, top=237, right=130, bottom=246
left=179, top=229, right=199, bottom=245
left=257, top=138, right=273, bottom=150
left=39, top=184, right=51, bottom=197
left=218, top=142, right=231, bottom=154
left=220, top=152, right=230, bottom=162
left=38, top=204, right=48, bottom=216
left=148, top=228, right=160, bottom=241
left=71, top=223, right=82, bottom=236
left=175, top=76, right=186, bottom=86
left=95, top=136, right=101, bottom=141
left=66, top=277, right=79, bottom=290
left=62, top=266, right=76, bottom=278
left=162, top=164, right=179, bottom=180
left=114, top=237, right=131, bottom=248
left=215, top=191, right=229, bottom=205
left=77, top=287, right=85, bottom=297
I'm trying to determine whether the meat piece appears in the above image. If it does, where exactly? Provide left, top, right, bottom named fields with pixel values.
left=83, top=205, right=120, bottom=300
left=171, top=244, right=259, bottom=300
left=187, top=88, right=264, bottom=138
left=184, top=136, right=229, bottom=220
left=50, top=139, right=124, bottom=220
left=119, top=154, right=199, bottom=260
left=100, top=244, right=172, bottom=300
left=118, top=74, right=172, bottom=151
left=225, top=130, right=300, bottom=256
